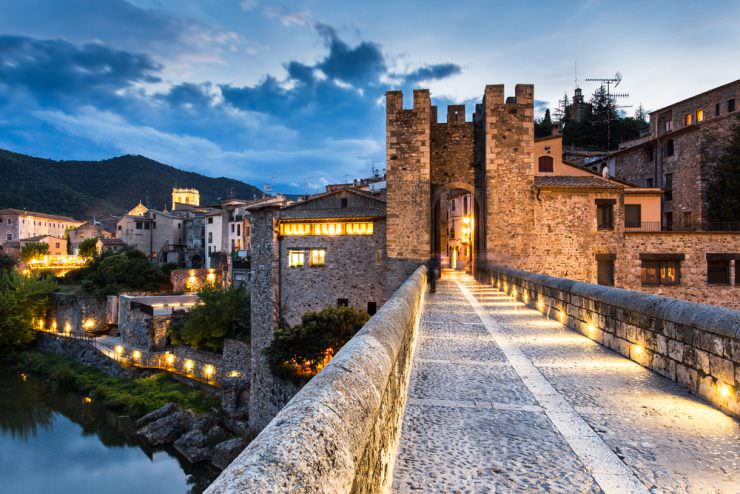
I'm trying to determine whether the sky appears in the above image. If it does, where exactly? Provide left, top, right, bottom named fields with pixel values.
left=1, top=0, right=739, bottom=194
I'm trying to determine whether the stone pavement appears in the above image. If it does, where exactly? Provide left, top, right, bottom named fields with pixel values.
left=392, top=271, right=740, bottom=494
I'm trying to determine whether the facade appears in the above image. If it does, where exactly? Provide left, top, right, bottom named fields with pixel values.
left=172, top=188, right=200, bottom=210
left=613, top=79, right=739, bottom=231
left=117, top=294, right=198, bottom=350
left=68, top=222, right=112, bottom=253
left=20, top=235, right=68, bottom=256
left=0, top=208, right=83, bottom=244
left=115, top=203, right=185, bottom=262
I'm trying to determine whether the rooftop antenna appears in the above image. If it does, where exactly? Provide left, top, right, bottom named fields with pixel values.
left=574, top=61, right=579, bottom=89
left=585, top=72, right=630, bottom=151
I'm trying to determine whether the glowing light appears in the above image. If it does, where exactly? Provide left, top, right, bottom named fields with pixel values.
left=536, top=299, right=545, bottom=312
left=719, top=383, right=731, bottom=398
left=206, top=271, right=216, bottom=284
left=184, top=359, right=194, bottom=372
left=38, top=320, right=45, bottom=330
left=51, top=320, right=58, bottom=331
left=114, top=345, right=124, bottom=355
left=132, top=350, right=142, bottom=360
left=20, top=373, right=28, bottom=382
left=587, top=323, right=596, bottom=335
left=558, top=310, right=567, bottom=323
left=227, top=370, right=243, bottom=378
left=463, top=217, right=471, bottom=225
left=203, top=365, right=215, bottom=378
left=83, top=396, right=93, bottom=404
left=83, top=319, right=95, bottom=330
left=63, top=322, right=72, bottom=334
left=633, top=345, right=643, bottom=356
left=166, top=353, right=176, bottom=365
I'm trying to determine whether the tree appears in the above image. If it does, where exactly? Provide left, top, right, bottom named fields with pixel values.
left=635, top=104, right=649, bottom=124
left=77, top=238, right=99, bottom=259
left=706, top=115, right=740, bottom=225
left=168, top=286, right=251, bottom=353
left=535, top=108, right=554, bottom=138
left=265, top=306, right=370, bottom=385
left=20, top=242, right=49, bottom=263
left=0, top=270, right=56, bottom=351
left=65, top=248, right=170, bottom=296
left=0, top=254, right=16, bottom=272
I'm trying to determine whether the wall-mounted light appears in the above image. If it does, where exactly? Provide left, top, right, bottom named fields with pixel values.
left=719, top=383, right=732, bottom=398
left=184, top=359, right=194, bottom=372
left=132, top=350, right=142, bottom=360
left=114, top=345, right=124, bottom=355
left=166, top=353, right=175, bottom=365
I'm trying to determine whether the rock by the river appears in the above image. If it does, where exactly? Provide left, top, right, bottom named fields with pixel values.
left=136, top=410, right=193, bottom=445
left=174, top=430, right=211, bottom=463
left=211, top=437, right=247, bottom=470
left=135, top=403, right=177, bottom=429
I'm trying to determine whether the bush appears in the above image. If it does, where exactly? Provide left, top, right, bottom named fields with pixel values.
left=77, top=238, right=99, bottom=259
left=0, top=270, right=56, bottom=351
left=265, top=306, right=370, bottom=385
left=0, top=254, right=16, bottom=272
left=168, top=286, right=250, bottom=353
left=65, top=248, right=170, bottom=296
left=14, top=351, right=217, bottom=416
left=20, top=242, right=49, bottom=263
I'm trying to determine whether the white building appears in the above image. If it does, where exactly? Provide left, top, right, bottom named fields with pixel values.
left=0, top=208, right=84, bottom=244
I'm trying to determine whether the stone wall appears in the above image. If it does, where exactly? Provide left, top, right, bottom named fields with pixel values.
left=46, top=293, right=110, bottom=334
left=170, top=268, right=221, bottom=293
left=480, top=264, right=739, bottom=418
left=206, top=266, right=427, bottom=494
left=621, top=232, right=740, bottom=309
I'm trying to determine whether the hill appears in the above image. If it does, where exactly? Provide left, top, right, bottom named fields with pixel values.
left=0, top=149, right=263, bottom=220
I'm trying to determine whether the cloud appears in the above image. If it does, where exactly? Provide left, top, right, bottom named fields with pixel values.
left=262, top=5, right=313, bottom=27
left=0, top=0, right=239, bottom=60
left=0, top=36, right=160, bottom=104
left=399, top=64, right=462, bottom=86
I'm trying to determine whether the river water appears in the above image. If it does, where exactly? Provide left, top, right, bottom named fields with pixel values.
left=0, top=365, right=218, bottom=494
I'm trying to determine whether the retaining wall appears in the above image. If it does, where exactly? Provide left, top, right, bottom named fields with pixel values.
left=206, top=266, right=427, bottom=494
left=479, top=264, right=740, bottom=417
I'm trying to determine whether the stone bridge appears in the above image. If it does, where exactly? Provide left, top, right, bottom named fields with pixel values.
left=207, top=267, right=740, bottom=493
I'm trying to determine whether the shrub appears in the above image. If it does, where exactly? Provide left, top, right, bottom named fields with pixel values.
left=168, top=286, right=250, bottom=353
left=65, top=248, right=170, bottom=296
left=265, top=306, right=370, bottom=385
left=0, top=254, right=16, bottom=272
left=77, top=238, right=99, bottom=259
left=0, top=270, right=56, bottom=351
left=20, top=242, right=49, bottom=263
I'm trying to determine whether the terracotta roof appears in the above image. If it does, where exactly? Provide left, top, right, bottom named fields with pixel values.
left=534, top=176, right=624, bottom=189
left=0, top=208, right=82, bottom=223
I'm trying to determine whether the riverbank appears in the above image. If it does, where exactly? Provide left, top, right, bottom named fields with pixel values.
left=12, top=350, right=218, bottom=416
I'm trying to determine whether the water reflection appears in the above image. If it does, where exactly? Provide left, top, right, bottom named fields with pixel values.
left=0, top=365, right=217, bottom=494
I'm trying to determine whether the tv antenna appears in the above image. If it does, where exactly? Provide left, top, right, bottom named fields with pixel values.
left=585, top=72, right=630, bottom=151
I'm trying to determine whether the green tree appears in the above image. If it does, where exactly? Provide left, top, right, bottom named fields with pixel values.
left=0, top=271, right=56, bottom=351
left=77, top=238, right=99, bottom=259
left=20, top=242, right=49, bottom=263
left=168, top=286, right=251, bottom=353
left=707, top=115, right=740, bottom=224
left=0, top=254, right=16, bottom=272
left=535, top=108, right=554, bottom=138
left=265, top=306, right=370, bottom=384
left=66, top=248, right=170, bottom=296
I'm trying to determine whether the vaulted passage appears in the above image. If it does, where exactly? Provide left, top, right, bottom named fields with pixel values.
left=392, top=270, right=740, bottom=493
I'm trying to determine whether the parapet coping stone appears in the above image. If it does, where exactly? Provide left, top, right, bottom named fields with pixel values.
left=205, top=266, right=427, bottom=494
left=490, top=265, right=740, bottom=340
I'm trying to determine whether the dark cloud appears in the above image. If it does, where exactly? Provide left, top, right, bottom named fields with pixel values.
left=314, top=23, right=387, bottom=87
left=0, top=36, right=160, bottom=104
left=400, top=63, right=462, bottom=85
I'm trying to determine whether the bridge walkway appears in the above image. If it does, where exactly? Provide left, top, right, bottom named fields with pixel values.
left=392, top=271, right=740, bottom=493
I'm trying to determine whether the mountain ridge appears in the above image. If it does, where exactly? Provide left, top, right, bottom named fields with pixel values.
left=0, top=148, right=263, bottom=220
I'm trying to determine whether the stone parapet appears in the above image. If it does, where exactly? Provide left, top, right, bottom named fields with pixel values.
left=478, top=263, right=740, bottom=418
left=206, top=266, right=427, bottom=494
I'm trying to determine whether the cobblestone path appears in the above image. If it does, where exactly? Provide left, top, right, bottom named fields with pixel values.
left=392, top=271, right=740, bottom=494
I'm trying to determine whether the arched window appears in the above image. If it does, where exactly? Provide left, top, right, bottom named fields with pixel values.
left=538, top=156, right=554, bottom=173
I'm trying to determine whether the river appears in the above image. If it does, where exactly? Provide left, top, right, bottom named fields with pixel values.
left=0, top=365, right=218, bottom=494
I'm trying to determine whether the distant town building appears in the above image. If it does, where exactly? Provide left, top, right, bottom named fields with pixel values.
left=612, top=79, right=739, bottom=231
left=68, top=222, right=113, bottom=253
left=172, top=188, right=200, bottom=210
left=115, top=203, right=185, bottom=263
left=20, top=234, right=68, bottom=256
left=566, top=86, right=592, bottom=123
left=0, top=208, right=83, bottom=243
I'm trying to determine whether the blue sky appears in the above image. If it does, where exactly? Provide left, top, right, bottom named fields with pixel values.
left=1, top=0, right=738, bottom=194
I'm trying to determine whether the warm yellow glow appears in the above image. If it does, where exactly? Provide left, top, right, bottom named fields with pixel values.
left=587, top=323, right=596, bottom=335
left=206, top=272, right=216, bottom=283
left=51, top=320, right=58, bottom=331
left=63, top=322, right=72, bottom=334
left=20, top=372, right=28, bottom=382
left=719, top=383, right=731, bottom=398
left=184, top=359, right=194, bottom=372
left=280, top=221, right=374, bottom=236
left=38, top=320, right=45, bottom=330
left=696, top=109, right=704, bottom=122
left=203, top=365, right=215, bottom=377
left=536, top=299, right=545, bottom=312
left=309, top=249, right=326, bottom=267
left=83, top=319, right=95, bottom=330
left=558, top=310, right=566, bottom=323
left=187, top=275, right=197, bottom=288
left=83, top=396, right=93, bottom=404
left=227, top=370, right=243, bottom=378
left=288, top=250, right=305, bottom=267
left=166, top=353, right=176, bottom=365
left=463, top=216, right=471, bottom=225
left=132, top=350, right=142, bottom=360
left=633, top=345, right=643, bottom=355
left=114, top=345, right=124, bottom=355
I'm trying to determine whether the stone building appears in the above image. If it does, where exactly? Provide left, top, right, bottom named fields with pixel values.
left=0, top=208, right=83, bottom=244
left=172, top=188, right=200, bottom=210
left=117, top=294, right=198, bottom=350
left=19, top=234, right=68, bottom=256
left=612, top=79, right=739, bottom=231
left=68, top=222, right=112, bottom=253
left=566, top=86, right=592, bottom=123
left=116, top=203, right=185, bottom=262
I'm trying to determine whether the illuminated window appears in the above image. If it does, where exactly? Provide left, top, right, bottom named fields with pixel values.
left=288, top=250, right=304, bottom=268
left=696, top=109, right=704, bottom=122
left=640, top=254, right=683, bottom=285
left=279, top=222, right=373, bottom=236
left=309, top=249, right=325, bottom=267
left=683, top=113, right=692, bottom=126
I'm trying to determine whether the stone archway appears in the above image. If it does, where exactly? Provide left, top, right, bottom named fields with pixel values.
left=431, top=181, right=480, bottom=273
